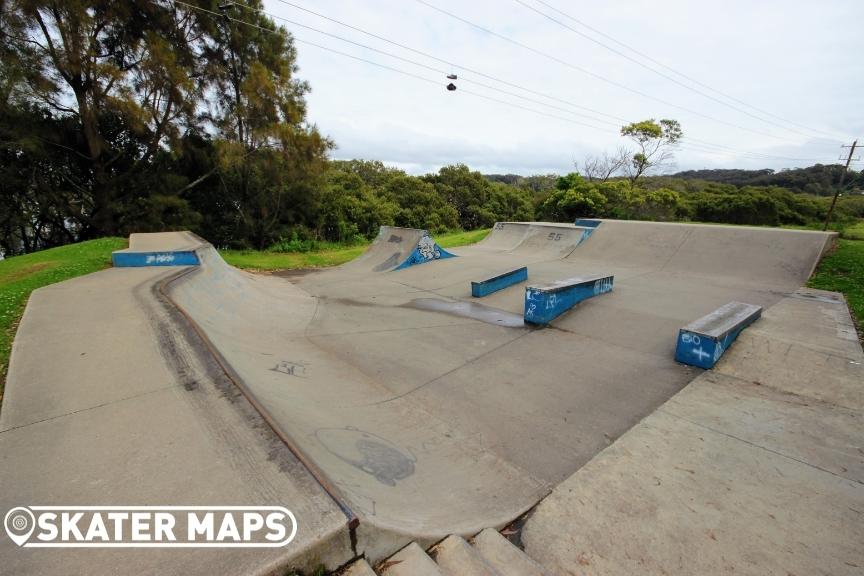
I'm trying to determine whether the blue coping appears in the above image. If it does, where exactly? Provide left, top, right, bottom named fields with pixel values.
left=524, top=274, right=613, bottom=325
left=674, top=302, right=762, bottom=369
left=112, top=250, right=200, bottom=267
left=471, top=267, right=528, bottom=298
left=393, top=233, right=457, bottom=270
left=574, top=218, right=602, bottom=228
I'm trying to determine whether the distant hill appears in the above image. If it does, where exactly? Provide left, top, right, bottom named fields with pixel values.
left=671, top=164, right=861, bottom=196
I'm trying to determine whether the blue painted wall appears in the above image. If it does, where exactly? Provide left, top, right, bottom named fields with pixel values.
left=674, top=309, right=761, bottom=369
left=471, top=267, right=528, bottom=297
left=524, top=275, right=613, bottom=325
left=394, top=233, right=456, bottom=270
left=112, top=251, right=200, bottom=267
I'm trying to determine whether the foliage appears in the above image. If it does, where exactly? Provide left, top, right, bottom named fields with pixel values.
left=620, top=118, right=682, bottom=183
left=537, top=174, right=681, bottom=222
left=0, top=237, right=125, bottom=398
left=221, top=228, right=490, bottom=270
left=672, top=164, right=862, bottom=196
left=0, top=0, right=328, bottom=253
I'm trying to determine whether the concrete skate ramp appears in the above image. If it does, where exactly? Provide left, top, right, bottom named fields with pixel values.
left=127, top=231, right=201, bottom=251
left=566, top=220, right=833, bottom=285
left=161, top=221, right=835, bottom=545
left=166, top=246, right=546, bottom=543
left=112, top=231, right=202, bottom=267
left=469, top=222, right=530, bottom=251
left=508, top=223, right=589, bottom=258
left=339, top=226, right=454, bottom=273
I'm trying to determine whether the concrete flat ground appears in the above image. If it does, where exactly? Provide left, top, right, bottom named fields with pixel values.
left=521, top=287, right=864, bottom=575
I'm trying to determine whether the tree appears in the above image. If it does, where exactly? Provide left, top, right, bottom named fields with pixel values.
left=424, top=164, right=495, bottom=229
left=579, top=146, right=631, bottom=182
left=197, top=0, right=331, bottom=248
left=620, top=119, right=682, bottom=184
left=2, top=0, right=203, bottom=236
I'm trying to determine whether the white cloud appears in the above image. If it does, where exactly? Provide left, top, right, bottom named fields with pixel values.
left=265, top=0, right=863, bottom=175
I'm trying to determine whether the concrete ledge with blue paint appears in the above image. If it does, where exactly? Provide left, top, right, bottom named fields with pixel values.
left=112, top=231, right=203, bottom=267
left=524, top=273, right=614, bottom=325
left=471, top=266, right=528, bottom=298
left=675, top=301, right=762, bottom=369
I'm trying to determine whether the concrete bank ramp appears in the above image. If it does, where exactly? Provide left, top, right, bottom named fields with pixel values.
left=165, top=245, right=546, bottom=549
left=340, top=226, right=455, bottom=273
left=566, top=219, right=833, bottom=285
left=453, top=222, right=590, bottom=260
left=111, top=231, right=202, bottom=266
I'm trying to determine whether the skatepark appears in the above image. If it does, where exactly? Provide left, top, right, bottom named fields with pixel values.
left=1, top=221, right=861, bottom=575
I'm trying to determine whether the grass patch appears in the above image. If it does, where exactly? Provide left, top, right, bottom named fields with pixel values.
left=222, top=228, right=491, bottom=271
left=435, top=228, right=490, bottom=248
left=840, top=220, right=864, bottom=241
left=0, top=238, right=126, bottom=400
left=807, top=238, right=864, bottom=341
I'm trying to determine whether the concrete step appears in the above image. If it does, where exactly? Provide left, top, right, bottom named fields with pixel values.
left=472, top=528, right=550, bottom=576
left=431, top=534, right=501, bottom=576
left=378, top=542, right=443, bottom=576
left=342, top=558, right=377, bottom=576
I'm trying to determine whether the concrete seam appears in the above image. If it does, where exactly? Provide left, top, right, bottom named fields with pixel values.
left=368, top=329, right=535, bottom=406
left=658, top=407, right=864, bottom=486
left=0, top=383, right=180, bottom=435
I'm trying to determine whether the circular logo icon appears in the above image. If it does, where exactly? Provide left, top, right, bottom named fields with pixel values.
left=4, top=507, right=35, bottom=546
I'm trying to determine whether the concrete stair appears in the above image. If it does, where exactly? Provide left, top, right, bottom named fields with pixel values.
left=341, top=527, right=552, bottom=576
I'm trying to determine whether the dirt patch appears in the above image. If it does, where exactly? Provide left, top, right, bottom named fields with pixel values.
left=1, top=261, right=55, bottom=282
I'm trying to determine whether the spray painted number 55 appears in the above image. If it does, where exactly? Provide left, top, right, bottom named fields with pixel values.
left=547, top=233, right=562, bottom=241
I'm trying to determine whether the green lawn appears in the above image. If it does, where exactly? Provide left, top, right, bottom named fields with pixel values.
left=807, top=238, right=864, bottom=340
left=0, top=237, right=126, bottom=399
left=840, top=220, right=864, bottom=240
left=221, top=228, right=491, bottom=271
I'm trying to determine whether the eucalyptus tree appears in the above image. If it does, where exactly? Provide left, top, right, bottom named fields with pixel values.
left=1, top=0, right=206, bottom=236
left=195, top=0, right=331, bottom=248
left=620, top=119, right=682, bottom=183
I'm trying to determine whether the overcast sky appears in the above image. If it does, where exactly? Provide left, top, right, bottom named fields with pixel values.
left=263, top=0, right=862, bottom=176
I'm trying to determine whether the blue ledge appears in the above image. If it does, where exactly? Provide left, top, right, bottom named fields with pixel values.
left=524, top=274, right=613, bottom=325
left=394, top=233, right=457, bottom=270
left=471, top=267, right=528, bottom=298
left=574, top=218, right=602, bottom=228
left=674, top=301, right=762, bottom=369
left=112, top=250, right=200, bottom=267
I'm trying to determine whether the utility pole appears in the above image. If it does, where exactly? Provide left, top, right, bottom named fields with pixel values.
left=823, top=140, right=858, bottom=231
left=822, top=140, right=858, bottom=231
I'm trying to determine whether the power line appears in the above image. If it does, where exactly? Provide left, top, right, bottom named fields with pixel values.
left=172, top=0, right=831, bottom=165
left=681, top=137, right=822, bottom=162
left=414, top=0, right=821, bottom=144
left=269, top=0, right=630, bottom=124
left=174, top=1, right=613, bottom=133
left=529, top=0, right=849, bottom=142
left=230, top=1, right=623, bottom=127
left=263, top=1, right=829, bottom=162
left=512, top=0, right=836, bottom=142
